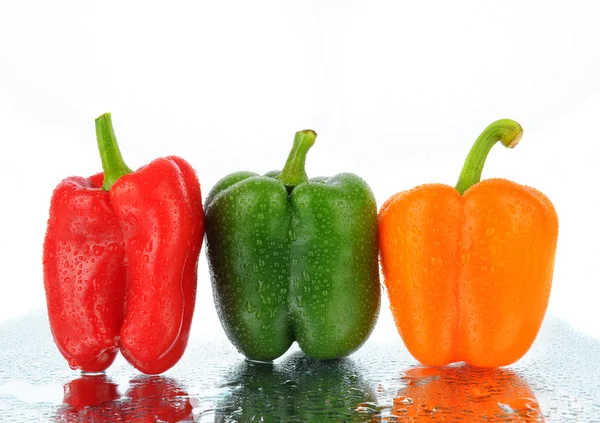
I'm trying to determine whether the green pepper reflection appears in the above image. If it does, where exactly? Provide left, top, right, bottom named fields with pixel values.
left=215, top=352, right=378, bottom=422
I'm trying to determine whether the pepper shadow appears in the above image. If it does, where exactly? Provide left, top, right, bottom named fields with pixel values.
left=215, top=352, right=379, bottom=422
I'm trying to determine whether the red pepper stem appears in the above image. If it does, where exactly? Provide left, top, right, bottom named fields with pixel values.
left=95, top=113, right=132, bottom=191
left=277, top=129, right=317, bottom=188
left=455, top=119, right=523, bottom=195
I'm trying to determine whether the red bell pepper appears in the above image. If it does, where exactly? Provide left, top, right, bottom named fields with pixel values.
left=43, top=113, right=204, bottom=374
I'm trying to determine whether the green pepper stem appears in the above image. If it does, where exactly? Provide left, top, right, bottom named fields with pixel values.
left=455, top=119, right=523, bottom=195
left=95, top=113, right=132, bottom=191
left=277, top=129, right=317, bottom=188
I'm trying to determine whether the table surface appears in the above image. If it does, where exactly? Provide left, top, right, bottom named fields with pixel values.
left=1, top=310, right=599, bottom=422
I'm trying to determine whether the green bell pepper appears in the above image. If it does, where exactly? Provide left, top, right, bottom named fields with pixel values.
left=205, top=130, right=380, bottom=361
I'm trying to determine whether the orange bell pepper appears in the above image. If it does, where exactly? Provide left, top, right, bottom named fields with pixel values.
left=378, top=119, right=558, bottom=367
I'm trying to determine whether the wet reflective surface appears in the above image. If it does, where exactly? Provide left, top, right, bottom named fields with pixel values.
left=1, top=311, right=599, bottom=422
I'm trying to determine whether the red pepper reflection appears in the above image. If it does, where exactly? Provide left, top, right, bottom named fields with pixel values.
left=123, top=375, right=194, bottom=422
left=58, top=374, right=194, bottom=422
left=59, top=374, right=123, bottom=422
left=63, top=374, right=120, bottom=412
left=376, top=365, right=544, bottom=422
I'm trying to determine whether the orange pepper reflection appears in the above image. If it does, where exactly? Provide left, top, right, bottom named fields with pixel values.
left=376, top=365, right=544, bottom=422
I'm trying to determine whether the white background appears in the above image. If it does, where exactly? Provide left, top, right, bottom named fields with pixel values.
left=0, top=1, right=598, bottom=344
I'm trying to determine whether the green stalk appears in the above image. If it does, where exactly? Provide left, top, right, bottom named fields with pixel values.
left=95, top=113, right=132, bottom=191
left=455, top=119, right=523, bottom=195
left=277, top=130, right=317, bottom=188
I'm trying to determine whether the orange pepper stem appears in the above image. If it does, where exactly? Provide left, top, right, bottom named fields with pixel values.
left=277, top=129, right=317, bottom=189
left=95, top=113, right=133, bottom=191
left=455, top=119, right=523, bottom=195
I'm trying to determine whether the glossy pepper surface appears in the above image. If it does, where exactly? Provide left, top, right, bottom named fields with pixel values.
left=205, top=130, right=380, bottom=361
left=378, top=119, right=558, bottom=367
left=43, top=113, right=204, bottom=374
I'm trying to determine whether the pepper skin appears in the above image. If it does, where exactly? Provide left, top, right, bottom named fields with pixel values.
left=43, top=113, right=204, bottom=374
left=378, top=119, right=558, bottom=367
left=205, top=130, right=380, bottom=361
